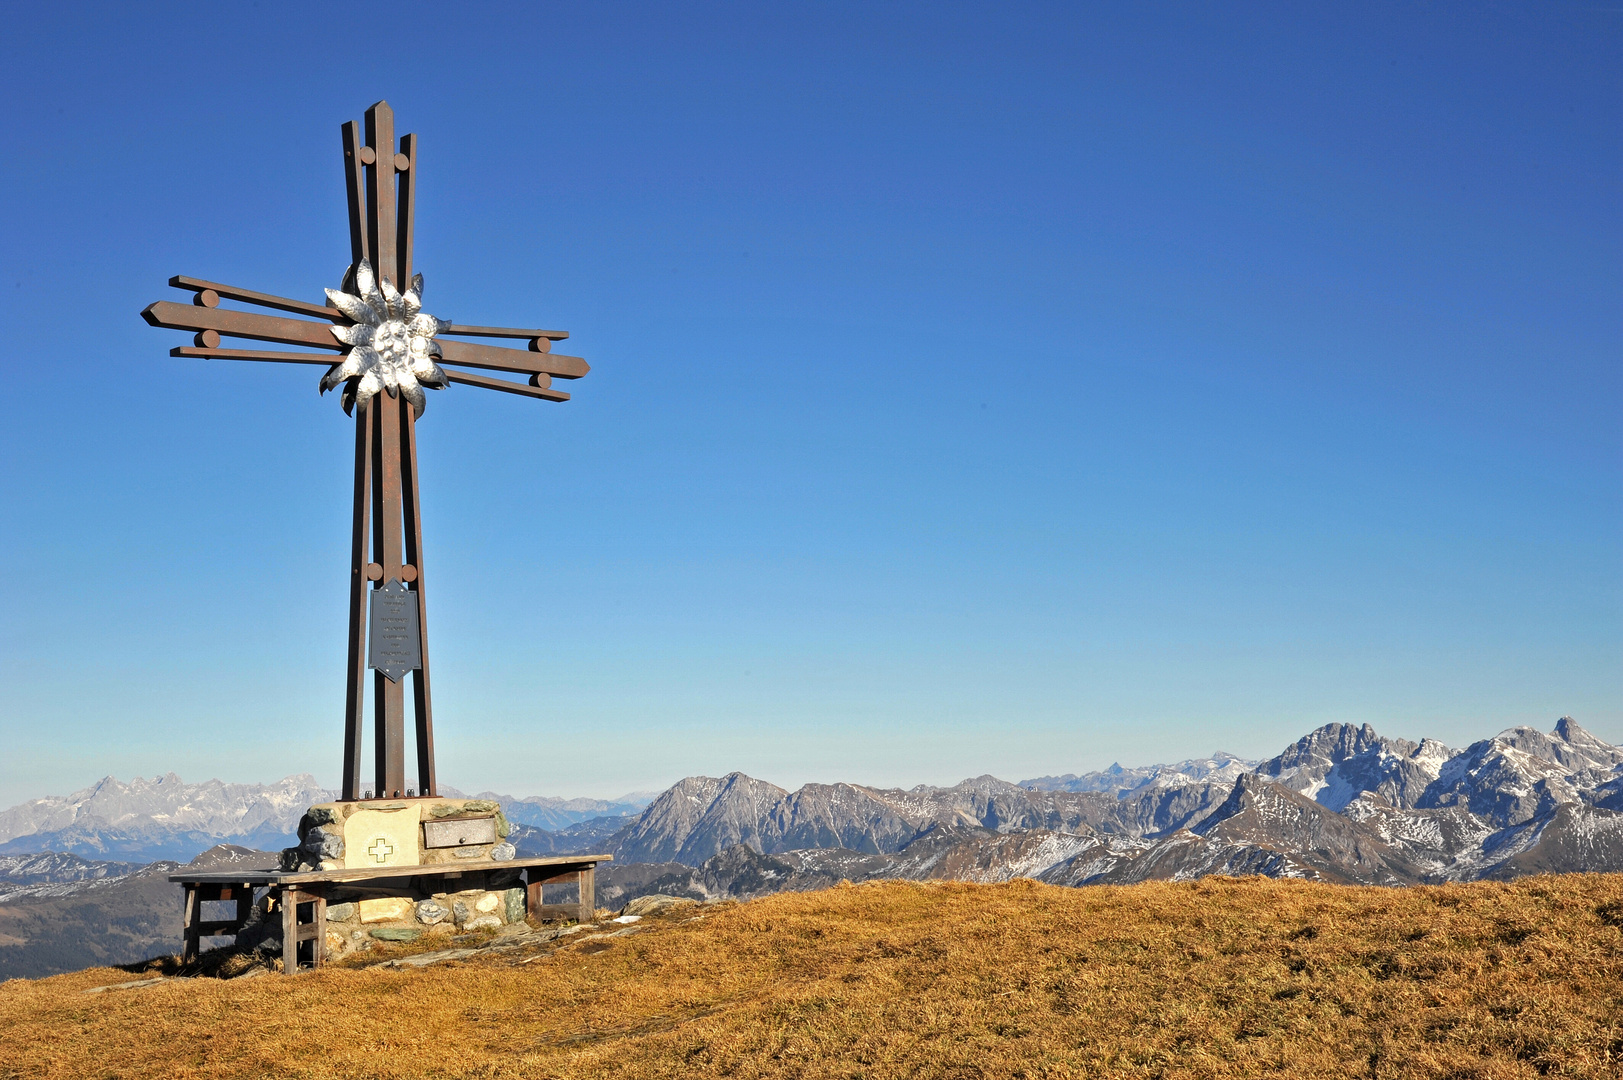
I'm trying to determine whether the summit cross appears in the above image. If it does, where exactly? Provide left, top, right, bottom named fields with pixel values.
left=142, top=101, right=589, bottom=804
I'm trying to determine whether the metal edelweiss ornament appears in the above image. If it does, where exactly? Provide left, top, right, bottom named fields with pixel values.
left=321, top=258, right=450, bottom=416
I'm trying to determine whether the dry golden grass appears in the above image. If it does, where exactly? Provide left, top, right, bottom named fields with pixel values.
left=3, top=875, right=1622, bottom=1079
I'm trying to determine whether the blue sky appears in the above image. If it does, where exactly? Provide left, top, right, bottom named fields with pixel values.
left=0, top=3, right=1618, bottom=806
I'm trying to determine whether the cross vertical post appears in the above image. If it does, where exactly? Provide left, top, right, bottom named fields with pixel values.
left=371, top=388, right=407, bottom=797
left=402, top=399, right=437, bottom=797
left=342, top=396, right=373, bottom=801
left=394, top=124, right=435, bottom=797
left=365, top=102, right=397, bottom=291
left=396, top=132, right=416, bottom=288
left=340, top=121, right=369, bottom=268
left=359, top=100, right=415, bottom=798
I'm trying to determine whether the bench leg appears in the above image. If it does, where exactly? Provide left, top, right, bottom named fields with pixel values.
left=578, top=865, right=595, bottom=924
left=181, top=885, right=201, bottom=964
left=526, top=873, right=543, bottom=919
left=281, top=888, right=298, bottom=973
left=277, top=888, right=328, bottom=972
left=310, top=890, right=327, bottom=969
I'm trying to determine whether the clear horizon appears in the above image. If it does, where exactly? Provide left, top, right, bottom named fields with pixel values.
left=2, top=4, right=1618, bottom=808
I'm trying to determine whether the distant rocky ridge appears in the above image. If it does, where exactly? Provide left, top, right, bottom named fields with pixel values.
left=558, top=718, right=1623, bottom=897
left=1021, top=751, right=1258, bottom=795
left=0, top=852, right=145, bottom=904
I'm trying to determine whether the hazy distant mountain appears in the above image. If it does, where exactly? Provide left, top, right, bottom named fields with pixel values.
left=1021, top=752, right=1258, bottom=795
left=0, top=774, right=335, bottom=861
left=0, top=775, right=656, bottom=864
left=479, top=791, right=657, bottom=831
left=509, top=815, right=635, bottom=856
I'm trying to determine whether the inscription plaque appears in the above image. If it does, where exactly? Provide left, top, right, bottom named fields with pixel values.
left=368, top=578, right=421, bottom=682
left=422, top=817, right=498, bottom=849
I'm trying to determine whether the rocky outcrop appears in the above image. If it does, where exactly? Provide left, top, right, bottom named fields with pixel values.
left=1107, top=781, right=1229, bottom=836
left=1190, top=775, right=1421, bottom=884
left=1476, top=803, right=1623, bottom=879
left=761, top=783, right=930, bottom=854
left=1417, top=720, right=1623, bottom=827
left=1255, top=723, right=1392, bottom=796
left=612, top=773, right=789, bottom=864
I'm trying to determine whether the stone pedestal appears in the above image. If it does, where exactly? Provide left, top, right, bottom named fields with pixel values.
left=177, top=793, right=604, bottom=971
left=253, top=797, right=536, bottom=963
left=282, top=798, right=515, bottom=873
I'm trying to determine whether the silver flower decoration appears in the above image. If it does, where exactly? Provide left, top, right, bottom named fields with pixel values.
left=320, top=259, right=450, bottom=417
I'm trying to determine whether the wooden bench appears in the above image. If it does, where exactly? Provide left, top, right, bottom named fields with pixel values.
left=170, top=854, right=611, bottom=972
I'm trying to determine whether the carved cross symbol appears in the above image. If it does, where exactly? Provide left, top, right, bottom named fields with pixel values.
left=368, top=837, right=395, bottom=863
left=142, top=102, right=590, bottom=805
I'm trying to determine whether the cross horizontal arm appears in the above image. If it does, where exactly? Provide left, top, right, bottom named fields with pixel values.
left=171, top=346, right=337, bottom=366
left=445, top=368, right=570, bottom=402
left=438, top=338, right=589, bottom=379
left=171, top=344, right=569, bottom=401
left=442, top=324, right=569, bottom=341
left=147, top=303, right=590, bottom=381
left=170, top=346, right=571, bottom=403
left=170, top=276, right=339, bottom=322
left=143, top=301, right=344, bottom=351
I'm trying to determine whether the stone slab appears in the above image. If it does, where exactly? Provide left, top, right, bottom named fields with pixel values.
left=359, top=896, right=415, bottom=923
left=343, top=806, right=422, bottom=869
left=423, top=817, right=497, bottom=848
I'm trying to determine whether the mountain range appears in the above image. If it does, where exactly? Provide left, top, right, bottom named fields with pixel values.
left=4, top=717, right=1622, bottom=978
left=569, top=717, right=1623, bottom=897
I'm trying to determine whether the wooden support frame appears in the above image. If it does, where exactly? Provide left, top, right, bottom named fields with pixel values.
left=180, top=882, right=257, bottom=964
left=525, top=863, right=597, bottom=924
left=181, top=883, right=200, bottom=963
left=279, top=886, right=328, bottom=972
left=341, top=121, right=369, bottom=268
left=172, top=855, right=610, bottom=974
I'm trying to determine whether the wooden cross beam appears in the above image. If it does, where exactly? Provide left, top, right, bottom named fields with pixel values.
left=141, top=101, right=589, bottom=802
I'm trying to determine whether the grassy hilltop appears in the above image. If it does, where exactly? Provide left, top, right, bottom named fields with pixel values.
left=2, top=875, right=1621, bottom=1079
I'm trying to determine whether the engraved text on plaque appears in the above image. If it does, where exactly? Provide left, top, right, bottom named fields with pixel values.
left=368, top=578, right=421, bottom=682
